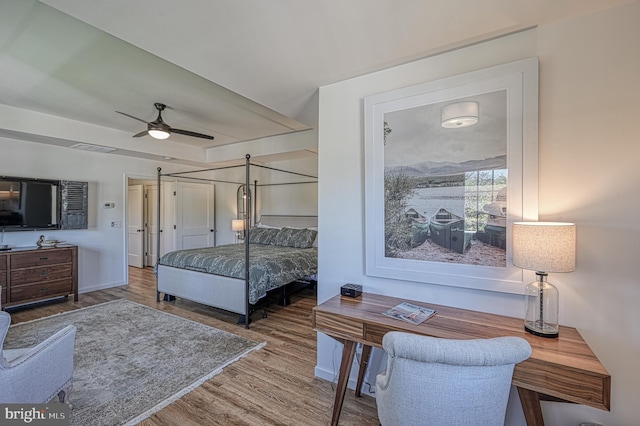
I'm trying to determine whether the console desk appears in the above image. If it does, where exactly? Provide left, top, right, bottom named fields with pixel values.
left=313, top=293, right=610, bottom=426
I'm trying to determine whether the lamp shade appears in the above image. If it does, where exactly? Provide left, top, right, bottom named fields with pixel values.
left=231, top=219, right=245, bottom=231
left=441, top=101, right=479, bottom=128
left=512, top=222, right=576, bottom=273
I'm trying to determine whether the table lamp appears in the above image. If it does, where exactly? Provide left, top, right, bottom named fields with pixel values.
left=232, top=219, right=245, bottom=240
left=512, top=222, right=576, bottom=338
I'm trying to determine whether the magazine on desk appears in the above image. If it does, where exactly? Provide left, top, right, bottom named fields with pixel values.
left=382, top=302, right=436, bottom=325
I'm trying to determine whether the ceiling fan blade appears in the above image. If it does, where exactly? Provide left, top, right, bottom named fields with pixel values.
left=132, top=130, right=149, bottom=138
left=116, top=111, right=149, bottom=124
left=172, top=128, right=214, bottom=140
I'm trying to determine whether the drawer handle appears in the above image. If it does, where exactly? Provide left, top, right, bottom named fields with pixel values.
left=40, top=272, right=48, bottom=277
left=39, top=288, right=49, bottom=292
left=39, top=257, right=48, bottom=261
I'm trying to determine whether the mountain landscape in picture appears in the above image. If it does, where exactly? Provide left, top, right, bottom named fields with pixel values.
left=385, top=155, right=507, bottom=178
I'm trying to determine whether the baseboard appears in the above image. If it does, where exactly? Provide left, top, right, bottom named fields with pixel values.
left=79, top=281, right=127, bottom=294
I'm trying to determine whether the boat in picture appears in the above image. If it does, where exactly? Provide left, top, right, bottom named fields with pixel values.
left=429, top=208, right=472, bottom=253
left=410, top=219, right=430, bottom=247
left=476, top=187, right=507, bottom=249
left=405, top=208, right=430, bottom=247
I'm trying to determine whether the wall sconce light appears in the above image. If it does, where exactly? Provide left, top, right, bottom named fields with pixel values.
left=512, top=222, right=576, bottom=338
left=441, top=101, right=479, bottom=128
left=232, top=219, right=245, bottom=240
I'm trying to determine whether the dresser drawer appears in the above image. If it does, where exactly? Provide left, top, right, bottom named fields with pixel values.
left=11, top=264, right=72, bottom=286
left=10, top=250, right=72, bottom=269
left=0, top=255, right=6, bottom=271
left=10, top=279, right=73, bottom=302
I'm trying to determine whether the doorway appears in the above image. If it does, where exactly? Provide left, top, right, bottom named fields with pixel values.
left=125, top=177, right=216, bottom=270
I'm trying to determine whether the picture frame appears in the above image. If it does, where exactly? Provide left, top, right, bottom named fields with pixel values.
left=364, top=58, right=539, bottom=294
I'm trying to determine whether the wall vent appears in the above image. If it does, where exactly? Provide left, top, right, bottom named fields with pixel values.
left=69, top=143, right=116, bottom=153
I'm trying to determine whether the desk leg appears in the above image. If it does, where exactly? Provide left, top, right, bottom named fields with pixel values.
left=355, top=345, right=372, bottom=397
left=331, top=339, right=357, bottom=426
left=517, top=387, right=545, bottom=426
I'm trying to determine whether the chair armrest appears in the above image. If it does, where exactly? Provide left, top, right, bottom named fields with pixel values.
left=0, top=325, right=76, bottom=403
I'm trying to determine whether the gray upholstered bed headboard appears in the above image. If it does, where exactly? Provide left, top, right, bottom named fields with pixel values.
left=257, top=215, right=318, bottom=229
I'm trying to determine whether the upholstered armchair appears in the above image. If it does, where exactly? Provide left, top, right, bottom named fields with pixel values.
left=0, top=311, right=76, bottom=404
left=376, top=332, right=532, bottom=426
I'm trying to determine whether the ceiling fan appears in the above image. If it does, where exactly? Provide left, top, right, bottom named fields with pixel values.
left=116, top=103, right=214, bottom=140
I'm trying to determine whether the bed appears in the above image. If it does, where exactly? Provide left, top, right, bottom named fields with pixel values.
left=156, top=215, right=318, bottom=325
left=155, top=155, right=318, bottom=328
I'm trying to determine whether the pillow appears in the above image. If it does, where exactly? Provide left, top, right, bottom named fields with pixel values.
left=248, top=227, right=280, bottom=245
left=271, top=227, right=318, bottom=249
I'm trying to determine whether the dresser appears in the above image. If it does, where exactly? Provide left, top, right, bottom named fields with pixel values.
left=0, top=245, right=78, bottom=309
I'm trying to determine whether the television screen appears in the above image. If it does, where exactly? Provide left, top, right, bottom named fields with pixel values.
left=0, top=178, right=59, bottom=229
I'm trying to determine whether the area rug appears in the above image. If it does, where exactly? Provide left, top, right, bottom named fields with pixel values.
left=4, top=300, right=264, bottom=426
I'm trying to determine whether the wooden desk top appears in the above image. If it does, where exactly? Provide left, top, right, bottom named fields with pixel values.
left=313, top=293, right=610, bottom=411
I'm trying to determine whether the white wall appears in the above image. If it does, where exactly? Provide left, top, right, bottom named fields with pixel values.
left=317, top=2, right=640, bottom=425
left=198, top=155, right=319, bottom=246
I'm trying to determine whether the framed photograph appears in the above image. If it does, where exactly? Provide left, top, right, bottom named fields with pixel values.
left=364, top=58, right=539, bottom=294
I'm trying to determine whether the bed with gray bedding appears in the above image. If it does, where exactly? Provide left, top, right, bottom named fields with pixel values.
left=158, top=243, right=317, bottom=305
left=156, top=215, right=318, bottom=322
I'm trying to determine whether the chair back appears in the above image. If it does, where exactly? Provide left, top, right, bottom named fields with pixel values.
left=376, top=332, right=532, bottom=426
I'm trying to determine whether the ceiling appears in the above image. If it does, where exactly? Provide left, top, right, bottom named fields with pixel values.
left=0, top=0, right=632, bottom=166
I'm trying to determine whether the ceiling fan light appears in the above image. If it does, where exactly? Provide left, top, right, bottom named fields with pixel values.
left=148, top=129, right=170, bottom=139
left=441, top=101, right=479, bottom=128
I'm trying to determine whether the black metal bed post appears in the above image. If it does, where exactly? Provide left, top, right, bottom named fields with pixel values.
left=254, top=179, right=258, bottom=226
left=156, top=167, right=162, bottom=303
left=244, top=154, right=251, bottom=329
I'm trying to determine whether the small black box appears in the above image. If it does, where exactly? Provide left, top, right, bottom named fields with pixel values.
left=341, top=283, right=362, bottom=298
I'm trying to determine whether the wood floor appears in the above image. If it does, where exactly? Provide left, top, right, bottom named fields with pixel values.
left=5, top=267, right=379, bottom=425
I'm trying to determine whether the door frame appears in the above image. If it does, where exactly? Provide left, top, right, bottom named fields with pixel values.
left=124, top=173, right=175, bottom=284
left=127, top=183, right=145, bottom=268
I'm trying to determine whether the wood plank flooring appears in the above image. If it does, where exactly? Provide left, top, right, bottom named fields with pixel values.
left=5, top=267, right=379, bottom=425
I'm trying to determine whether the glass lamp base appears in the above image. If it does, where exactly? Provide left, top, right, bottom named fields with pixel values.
left=524, top=272, right=560, bottom=339
left=525, top=320, right=559, bottom=338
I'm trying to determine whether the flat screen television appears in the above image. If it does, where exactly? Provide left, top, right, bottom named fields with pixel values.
left=0, top=177, right=60, bottom=230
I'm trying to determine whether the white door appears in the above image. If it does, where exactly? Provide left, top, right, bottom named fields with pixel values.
left=127, top=184, right=144, bottom=268
left=175, top=182, right=215, bottom=249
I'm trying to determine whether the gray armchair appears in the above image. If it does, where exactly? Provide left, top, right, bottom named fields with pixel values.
left=376, top=332, right=532, bottom=426
left=0, top=311, right=76, bottom=404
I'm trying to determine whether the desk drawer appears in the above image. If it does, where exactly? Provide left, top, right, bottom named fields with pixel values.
left=10, top=279, right=73, bottom=302
left=314, top=311, right=363, bottom=340
left=11, top=264, right=72, bottom=286
left=10, top=250, right=72, bottom=269
left=513, top=359, right=610, bottom=411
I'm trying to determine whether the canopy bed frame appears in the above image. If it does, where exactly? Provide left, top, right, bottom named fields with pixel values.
left=155, top=154, right=318, bottom=328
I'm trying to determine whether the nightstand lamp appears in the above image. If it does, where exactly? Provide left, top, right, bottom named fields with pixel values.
left=232, top=219, right=245, bottom=240
left=512, top=222, right=576, bottom=338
